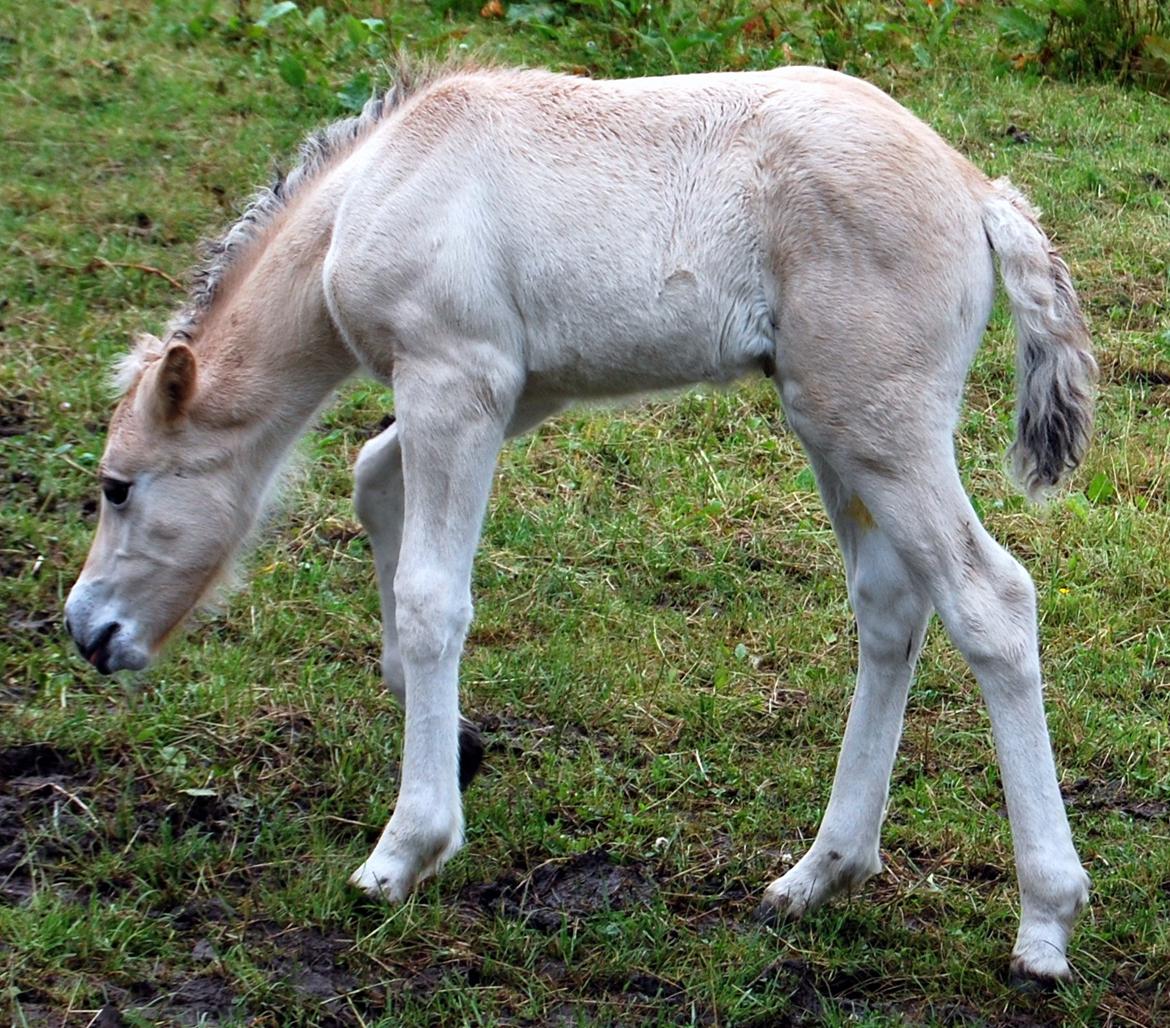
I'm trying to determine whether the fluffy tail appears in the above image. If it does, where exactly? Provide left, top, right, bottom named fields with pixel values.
left=982, top=178, right=1097, bottom=500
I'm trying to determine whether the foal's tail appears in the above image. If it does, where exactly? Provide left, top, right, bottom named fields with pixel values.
left=982, top=178, right=1097, bottom=501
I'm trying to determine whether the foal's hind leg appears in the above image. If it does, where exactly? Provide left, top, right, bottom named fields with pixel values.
left=354, top=422, right=486, bottom=789
left=830, top=457, right=1087, bottom=981
left=760, top=452, right=932, bottom=918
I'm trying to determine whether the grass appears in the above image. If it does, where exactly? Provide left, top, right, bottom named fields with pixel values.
left=2, top=0, right=1169, bottom=1024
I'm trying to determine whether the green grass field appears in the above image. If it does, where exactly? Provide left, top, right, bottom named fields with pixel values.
left=2, top=1, right=1168, bottom=1024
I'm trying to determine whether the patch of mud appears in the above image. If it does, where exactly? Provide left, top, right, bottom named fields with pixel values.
left=461, top=848, right=656, bottom=932
left=169, top=908, right=405, bottom=1022
left=739, top=959, right=825, bottom=1026
left=149, top=975, right=238, bottom=1026
left=513, top=963, right=700, bottom=1026
left=0, top=392, right=34, bottom=437
left=29, top=920, right=383, bottom=1026
left=0, top=743, right=250, bottom=908
left=162, top=791, right=237, bottom=835
left=1062, top=778, right=1170, bottom=820
left=1101, top=352, right=1170, bottom=392
left=0, top=744, right=79, bottom=781
left=397, top=955, right=482, bottom=1001
left=319, top=522, right=362, bottom=546
left=612, top=970, right=688, bottom=1005
left=895, top=842, right=1009, bottom=888
left=739, top=961, right=1070, bottom=1028
left=246, top=921, right=370, bottom=1017
left=0, top=744, right=93, bottom=904
left=366, top=412, right=395, bottom=438
left=475, top=711, right=623, bottom=763
left=0, top=552, right=26, bottom=579
left=42, top=975, right=244, bottom=1028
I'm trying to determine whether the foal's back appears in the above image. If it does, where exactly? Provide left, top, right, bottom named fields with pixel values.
left=326, top=66, right=993, bottom=403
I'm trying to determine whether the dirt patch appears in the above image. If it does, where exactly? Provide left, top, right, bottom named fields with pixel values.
left=739, top=961, right=1074, bottom=1027
left=2, top=609, right=60, bottom=643
left=366, top=412, right=395, bottom=438
left=461, top=848, right=657, bottom=932
left=738, top=959, right=826, bottom=1026
left=0, top=392, right=34, bottom=437
left=0, top=744, right=95, bottom=904
left=1105, top=358, right=1170, bottom=388
left=17, top=916, right=384, bottom=1025
left=0, top=743, right=252, bottom=908
left=246, top=921, right=371, bottom=1017
left=660, top=863, right=752, bottom=932
left=1062, top=778, right=1170, bottom=820
left=0, top=743, right=80, bottom=781
left=474, top=711, right=623, bottom=763
left=394, top=954, right=483, bottom=1002
left=38, top=975, right=244, bottom=1027
left=0, top=552, right=26, bottom=579
left=146, top=975, right=239, bottom=1026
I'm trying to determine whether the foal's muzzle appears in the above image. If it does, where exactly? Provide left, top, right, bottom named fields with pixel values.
left=64, top=586, right=151, bottom=675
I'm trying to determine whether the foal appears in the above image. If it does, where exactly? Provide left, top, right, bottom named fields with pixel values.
left=66, top=63, right=1096, bottom=981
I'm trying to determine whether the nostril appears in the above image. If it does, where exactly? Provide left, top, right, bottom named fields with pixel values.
left=92, top=621, right=121, bottom=676
left=82, top=621, right=121, bottom=666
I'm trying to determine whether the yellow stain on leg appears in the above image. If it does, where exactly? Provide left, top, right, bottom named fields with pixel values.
left=845, top=494, right=875, bottom=531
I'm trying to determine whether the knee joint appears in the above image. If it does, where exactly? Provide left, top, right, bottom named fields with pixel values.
left=395, top=580, right=472, bottom=666
left=951, top=558, right=1038, bottom=673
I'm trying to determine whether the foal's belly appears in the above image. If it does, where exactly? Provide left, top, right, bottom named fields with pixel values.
left=520, top=313, right=774, bottom=399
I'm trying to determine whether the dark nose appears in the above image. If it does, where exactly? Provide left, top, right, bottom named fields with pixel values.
left=78, top=621, right=121, bottom=675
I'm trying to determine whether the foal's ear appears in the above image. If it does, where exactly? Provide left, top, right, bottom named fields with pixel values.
left=151, top=343, right=198, bottom=424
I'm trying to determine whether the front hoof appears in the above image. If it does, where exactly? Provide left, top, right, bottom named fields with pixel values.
left=1009, top=948, right=1072, bottom=989
left=758, top=881, right=815, bottom=923
left=754, top=896, right=798, bottom=926
left=349, top=857, right=414, bottom=904
left=349, top=808, right=463, bottom=905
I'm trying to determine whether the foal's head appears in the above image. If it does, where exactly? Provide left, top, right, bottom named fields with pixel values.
left=65, top=335, right=265, bottom=673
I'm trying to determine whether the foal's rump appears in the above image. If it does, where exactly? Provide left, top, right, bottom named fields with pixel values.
left=757, top=76, right=999, bottom=468
left=753, top=70, right=1094, bottom=498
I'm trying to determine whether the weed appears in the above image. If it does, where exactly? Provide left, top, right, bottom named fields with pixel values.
left=997, top=0, right=1170, bottom=90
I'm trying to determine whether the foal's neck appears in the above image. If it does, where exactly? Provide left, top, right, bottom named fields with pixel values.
left=193, top=176, right=357, bottom=447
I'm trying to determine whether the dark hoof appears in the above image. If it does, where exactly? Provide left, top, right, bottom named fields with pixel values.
left=1007, top=969, right=1062, bottom=994
left=753, top=900, right=783, bottom=927
left=458, top=718, right=485, bottom=791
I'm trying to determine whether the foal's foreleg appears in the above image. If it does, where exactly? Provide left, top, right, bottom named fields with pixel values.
left=353, top=423, right=408, bottom=701
left=760, top=458, right=931, bottom=918
left=349, top=367, right=513, bottom=902
left=353, top=422, right=483, bottom=790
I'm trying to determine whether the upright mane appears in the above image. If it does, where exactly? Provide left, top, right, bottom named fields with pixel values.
left=167, top=58, right=472, bottom=342
left=109, top=59, right=478, bottom=396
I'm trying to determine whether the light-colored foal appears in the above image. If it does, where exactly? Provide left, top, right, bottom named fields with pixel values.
left=66, top=63, right=1095, bottom=981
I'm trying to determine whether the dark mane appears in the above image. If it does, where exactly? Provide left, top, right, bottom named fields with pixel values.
left=167, top=59, right=459, bottom=340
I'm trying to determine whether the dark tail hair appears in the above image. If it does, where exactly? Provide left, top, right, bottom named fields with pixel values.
left=982, top=178, right=1097, bottom=500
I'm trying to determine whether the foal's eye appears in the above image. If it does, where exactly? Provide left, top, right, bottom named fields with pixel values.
left=101, top=477, right=132, bottom=507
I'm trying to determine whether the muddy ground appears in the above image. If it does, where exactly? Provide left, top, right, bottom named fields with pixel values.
left=2, top=733, right=1165, bottom=1026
